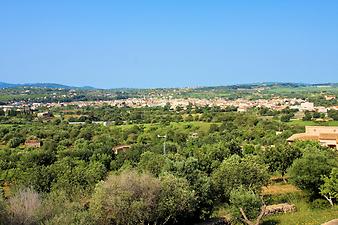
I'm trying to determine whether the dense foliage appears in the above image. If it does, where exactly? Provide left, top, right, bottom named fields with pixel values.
left=0, top=103, right=337, bottom=224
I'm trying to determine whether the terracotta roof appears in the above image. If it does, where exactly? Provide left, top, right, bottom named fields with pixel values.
left=113, top=145, right=131, bottom=150
left=287, top=133, right=319, bottom=141
left=319, top=133, right=338, bottom=140
left=112, top=145, right=132, bottom=154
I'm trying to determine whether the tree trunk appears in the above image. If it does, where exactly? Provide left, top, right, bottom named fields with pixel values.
left=240, top=208, right=255, bottom=225
left=163, top=215, right=171, bottom=225
left=323, top=195, right=334, bottom=207
left=240, top=205, right=266, bottom=225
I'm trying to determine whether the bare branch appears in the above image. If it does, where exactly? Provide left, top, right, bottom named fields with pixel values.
left=239, top=208, right=254, bottom=225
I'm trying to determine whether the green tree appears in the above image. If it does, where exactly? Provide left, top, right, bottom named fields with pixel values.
left=302, top=111, right=313, bottom=121
left=50, top=158, right=106, bottom=194
left=212, top=155, right=269, bottom=201
left=328, top=110, right=338, bottom=121
left=156, top=173, right=195, bottom=224
left=229, top=186, right=266, bottom=225
left=7, top=137, right=24, bottom=148
left=289, top=151, right=337, bottom=198
left=280, top=113, right=293, bottom=122
left=320, top=168, right=338, bottom=206
left=261, top=145, right=302, bottom=179
left=138, top=151, right=167, bottom=176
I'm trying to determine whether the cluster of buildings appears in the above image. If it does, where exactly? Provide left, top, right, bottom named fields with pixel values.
left=1, top=96, right=337, bottom=115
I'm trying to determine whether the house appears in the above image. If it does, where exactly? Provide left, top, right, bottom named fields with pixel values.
left=92, top=121, right=112, bottom=126
left=237, top=103, right=249, bottom=112
left=287, top=126, right=338, bottom=149
left=113, top=145, right=131, bottom=154
left=37, top=111, right=52, bottom=118
left=68, top=122, right=86, bottom=125
left=316, top=106, right=328, bottom=114
left=325, top=95, right=336, bottom=101
left=25, top=139, right=41, bottom=148
left=300, top=102, right=314, bottom=111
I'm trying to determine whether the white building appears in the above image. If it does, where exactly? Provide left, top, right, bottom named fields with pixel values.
left=300, top=102, right=314, bottom=111
left=316, top=107, right=328, bottom=114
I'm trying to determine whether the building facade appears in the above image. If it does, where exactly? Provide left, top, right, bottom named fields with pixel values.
left=287, top=126, right=338, bottom=149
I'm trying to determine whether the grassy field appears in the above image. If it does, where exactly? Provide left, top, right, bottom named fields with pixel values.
left=170, top=121, right=220, bottom=133
left=214, top=181, right=338, bottom=225
left=117, top=121, right=219, bottom=133
left=263, top=86, right=338, bottom=96
left=262, top=182, right=338, bottom=225
left=263, top=201, right=338, bottom=225
left=287, top=120, right=338, bottom=127
left=262, top=183, right=301, bottom=196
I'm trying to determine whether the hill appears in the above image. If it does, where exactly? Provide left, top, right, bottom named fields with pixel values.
left=0, top=82, right=95, bottom=89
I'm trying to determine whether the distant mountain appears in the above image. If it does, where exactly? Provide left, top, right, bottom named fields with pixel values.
left=195, top=82, right=338, bottom=90
left=0, top=81, right=337, bottom=90
left=0, top=82, right=16, bottom=88
left=309, top=83, right=338, bottom=87
left=0, top=82, right=96, bottom=90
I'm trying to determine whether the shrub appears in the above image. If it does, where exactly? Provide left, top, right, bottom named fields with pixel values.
left=7, top=187, right=42, bottom=225
left=310, top=199, right=330, bottom=209
left=0, top=196, right=9, bottom=225
left=90, top=170, right=162, bottom=224
left=90, top=170, right=195, bottom=225
left=43, top=203, right=94, bottom=225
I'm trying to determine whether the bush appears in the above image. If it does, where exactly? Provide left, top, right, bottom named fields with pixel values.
left=265, top=194, right=291, bottom=205
left=7, top=137, right=24, bottom=148
left=0, top=196, right=9, bottom=225
left=288, top=150, right=337, bottom=198
left=7, top=187, right=42, bottom=225
left=310, top=199, right=331, bottom=209
left=43, top=203, right=94, bottom=225
left=90, top=170, right=195, bottom=225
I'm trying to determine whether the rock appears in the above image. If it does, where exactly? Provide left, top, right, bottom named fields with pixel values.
left=264, top=203, right=296, bottom=216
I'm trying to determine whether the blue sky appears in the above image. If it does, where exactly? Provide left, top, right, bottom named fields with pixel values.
left=1, top=1, right=338, bottom=88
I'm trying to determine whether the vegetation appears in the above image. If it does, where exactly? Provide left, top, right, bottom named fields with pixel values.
left=0, top=85, right=337, bottom=224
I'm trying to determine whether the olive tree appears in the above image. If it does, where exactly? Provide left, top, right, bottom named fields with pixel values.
left=261, top=145, right=302, bottom=180
left=320, top=168, right=338, bottom=207
left=212, top=155, right=269, bottom=201
left=230, top=186, right=266, bottom=225
left=289, top=150, right=337, bottom=198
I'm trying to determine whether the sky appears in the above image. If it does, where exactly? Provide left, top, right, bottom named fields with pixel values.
left=0, top=0, right=338, bottom=88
